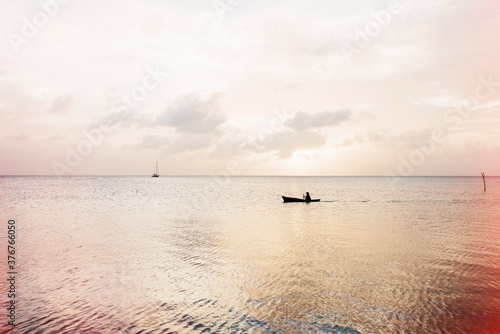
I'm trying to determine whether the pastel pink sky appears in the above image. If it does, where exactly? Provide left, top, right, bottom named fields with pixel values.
left=0, top=0, right=499, bottom=175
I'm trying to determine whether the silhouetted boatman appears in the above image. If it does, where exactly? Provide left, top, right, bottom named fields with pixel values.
left=304, top=192, right=311, bottom=202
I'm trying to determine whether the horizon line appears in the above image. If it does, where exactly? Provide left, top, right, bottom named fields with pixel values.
left=0, top=174, right=497, bottom=177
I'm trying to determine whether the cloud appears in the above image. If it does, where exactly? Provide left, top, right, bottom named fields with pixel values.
left=341, top=133, right=365, bottom=147
left=0, top=80, right=44, bottom=118
left=285, top=110, right=352, bottom=131
left=50, top=95, right=75, bottom=113
left=5, top=134, right=29, bottom=142
left=164, top=133, right=215, bottom=154
left=132, top=133, right=215, bottom=155
left=132, top=135, right=170, bottom=151
left=156, top=93, right=226, bottom=133
left=210, top=141, right=243, bottom=158
left=341, top=126, right=452, bottom=154
left=244, top=130, right=326, bottom=159
left=90, top=107, right=135, bottom=131
left=342, top=127, right=390, bottom=147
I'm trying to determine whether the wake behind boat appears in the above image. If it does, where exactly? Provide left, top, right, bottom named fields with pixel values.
left=282, top=195, right=320, bottom=203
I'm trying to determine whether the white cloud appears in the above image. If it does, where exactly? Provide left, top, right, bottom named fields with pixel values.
left=50, top=94, right=75, bottom=113
left=285, top=110, right=352, bottom=130
left=244, top=130, right=326, bottom=159
left=132, top=132, right=216, bottom=155
left=156, top=94, right=226, bottom=133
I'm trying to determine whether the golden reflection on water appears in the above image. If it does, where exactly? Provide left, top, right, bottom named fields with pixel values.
left=1, top=176, right=499, bottom=333
left=214, top=180, right=500, bottom=333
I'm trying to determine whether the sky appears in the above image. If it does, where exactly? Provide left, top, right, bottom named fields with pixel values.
left=0, top=0, right=499, bottom=176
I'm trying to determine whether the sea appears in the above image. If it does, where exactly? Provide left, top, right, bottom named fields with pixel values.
left=0, top=176, right=499, bottom=333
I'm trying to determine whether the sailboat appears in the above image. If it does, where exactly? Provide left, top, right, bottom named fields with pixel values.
left=152, top=161, right=159, bottom=177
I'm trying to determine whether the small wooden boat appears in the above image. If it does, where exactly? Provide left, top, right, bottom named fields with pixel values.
left=282, top=196, right=320, bottom=203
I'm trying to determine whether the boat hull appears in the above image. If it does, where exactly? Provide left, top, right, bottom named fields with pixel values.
left=282, top=196, right=320, bottom=203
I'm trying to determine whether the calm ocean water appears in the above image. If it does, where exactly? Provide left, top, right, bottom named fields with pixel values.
left=1, top=176, right=499, bottom=333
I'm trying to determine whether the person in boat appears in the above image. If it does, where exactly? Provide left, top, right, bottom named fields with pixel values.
left=305, top=192, right=311, bottom=202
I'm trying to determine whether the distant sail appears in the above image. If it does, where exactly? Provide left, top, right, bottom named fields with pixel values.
left=152, top=161, right=159, bottom=177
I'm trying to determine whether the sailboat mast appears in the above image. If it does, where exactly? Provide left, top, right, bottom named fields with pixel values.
left=152, top=161, right=160, bottom=177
